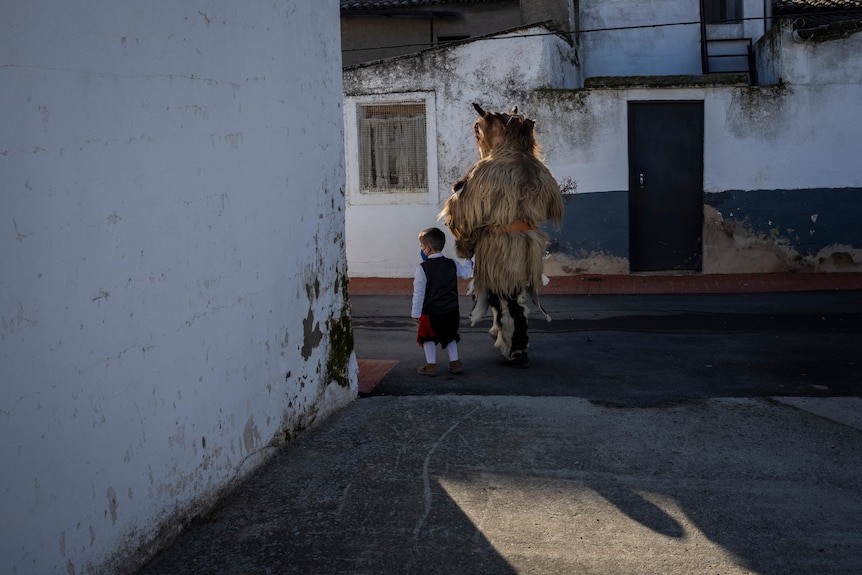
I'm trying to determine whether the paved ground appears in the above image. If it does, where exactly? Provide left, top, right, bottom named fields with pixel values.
left=353, top=291, right=862, bottom=402
left=136, top=275, right=862, bottom=575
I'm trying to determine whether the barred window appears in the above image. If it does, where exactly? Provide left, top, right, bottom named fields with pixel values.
left=357, top=102, right=427, bottom=194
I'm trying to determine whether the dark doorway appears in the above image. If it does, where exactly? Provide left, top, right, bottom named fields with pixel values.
left=627, top=101, right=704, bottom=272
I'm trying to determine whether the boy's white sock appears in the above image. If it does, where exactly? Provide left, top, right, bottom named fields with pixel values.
left=423, top=341, right=436, bottom=364
left=445, top=341, right=459, bottom=362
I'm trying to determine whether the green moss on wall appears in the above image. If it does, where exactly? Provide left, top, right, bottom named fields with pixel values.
left=325, top=273, right=354, bottom=388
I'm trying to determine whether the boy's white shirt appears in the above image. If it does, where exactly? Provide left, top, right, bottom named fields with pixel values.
left=411, top=253, right=474, bottom=319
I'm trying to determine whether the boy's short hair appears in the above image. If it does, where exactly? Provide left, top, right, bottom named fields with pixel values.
left=419, top=227, right=446, bottom=252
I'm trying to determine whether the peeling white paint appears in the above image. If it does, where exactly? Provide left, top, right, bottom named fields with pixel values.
left=703, top=206, right=862, bottom=273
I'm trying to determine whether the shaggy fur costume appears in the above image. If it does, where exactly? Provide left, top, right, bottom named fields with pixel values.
left=441, top=103, right=563, bottom=359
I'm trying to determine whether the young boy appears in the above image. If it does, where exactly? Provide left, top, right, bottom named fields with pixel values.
left=411, top=227, right=473, bottom=376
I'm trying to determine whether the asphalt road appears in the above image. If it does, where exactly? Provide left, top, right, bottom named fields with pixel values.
left=137, top=290, right=862, bottom=575
left=352, top=291, right=862, bottom=405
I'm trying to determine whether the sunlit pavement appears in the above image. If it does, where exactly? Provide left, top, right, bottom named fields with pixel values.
left=137, top=276, right=862, bottom=575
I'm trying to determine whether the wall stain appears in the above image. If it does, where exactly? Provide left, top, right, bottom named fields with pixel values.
left=224, top=133, right=243, bottom=149
left=243, top=416, right=260, bottom=453
left=106, top=487, right=118, bottom=525
left=726, top=84, right=791, bottom=142
left=2, top=300, right=37, bottom=337
left=300, top=308, right=322, bottom=360
left=544, top=251, right=630, bottom=275
left=13, top=219, right=32, bottom=242
left=305, top=276, right=321, bottom=301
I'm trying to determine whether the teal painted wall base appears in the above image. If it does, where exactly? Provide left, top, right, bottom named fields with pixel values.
left=546, top=188, right=862, bottom=272
left=705, top=188, right=862, bottom=256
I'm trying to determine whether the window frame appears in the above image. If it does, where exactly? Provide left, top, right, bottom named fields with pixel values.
left=344, top=92, right=439, bottom=206
left=703, top=0, right=743, bottom=24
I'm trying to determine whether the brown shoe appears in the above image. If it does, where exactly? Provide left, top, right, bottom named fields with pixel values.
left=417, top=363, right=437, bottom=376
left=448, top=360, right=463, bottom=373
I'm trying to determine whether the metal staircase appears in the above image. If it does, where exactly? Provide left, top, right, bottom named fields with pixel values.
left=699, top=1, right=758, bottom=84
left=704, top=37, right=756, bottom=81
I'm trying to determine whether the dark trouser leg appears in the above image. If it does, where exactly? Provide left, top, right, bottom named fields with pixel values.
left=487, top=291, right=529, bottom=360
left=506, top=293, right=529, bottom=357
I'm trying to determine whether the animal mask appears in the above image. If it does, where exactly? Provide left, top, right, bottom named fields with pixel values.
left=472, top=103, right=537, bottom=158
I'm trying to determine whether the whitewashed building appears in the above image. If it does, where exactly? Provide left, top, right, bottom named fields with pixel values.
left=343, top=1, right=862, bottom=277
left=1, top=2, right=355, bottom=574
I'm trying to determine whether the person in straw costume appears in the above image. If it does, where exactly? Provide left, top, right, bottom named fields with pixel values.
left=441, top=103, right=563, bottom=367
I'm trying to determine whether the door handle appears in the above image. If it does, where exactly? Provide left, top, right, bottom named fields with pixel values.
left=638, top=173, right=644, bottom=188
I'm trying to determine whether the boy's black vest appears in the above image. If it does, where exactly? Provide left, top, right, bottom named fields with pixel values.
left=421, top=257, right=458, bottom=316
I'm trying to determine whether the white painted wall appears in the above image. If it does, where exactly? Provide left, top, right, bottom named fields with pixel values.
left=742, top=0, right=771, bottom=40
left=539, top=79, right=862, bottom=197
left=1, top=2, right=354, bottom=574
left=343, top=19, right=862, bottom=278
left=344, top=27, right=577, bottom=277
left=579, top=0, right=703, bottom=78
left=578, top=0, right=772, bottom=79
left=761, top=19, right=862, bottom=86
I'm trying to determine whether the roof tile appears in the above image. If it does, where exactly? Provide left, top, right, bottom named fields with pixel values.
left=773, top=0, right=862, bottom=11
left=773, top=0, right=862, bottom=26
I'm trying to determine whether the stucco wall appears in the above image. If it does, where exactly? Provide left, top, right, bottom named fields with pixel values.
left=1, top=2, right=355, bottom=574
left=538, top=78, right=862, bottom=197
left=344, top=27, right=577, bottom=278
left=579, top=0, right=703, bottom=78
left=343, top=20, right=862, bottom=277
left=579, top=0, right=772, bottom=80
left=534, top=79, right=862, bottom=274
left=757, top=19, right=862, bottom=86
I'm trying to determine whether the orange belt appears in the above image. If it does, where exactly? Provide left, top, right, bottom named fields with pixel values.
left=506, top=220, right=536, bottom=232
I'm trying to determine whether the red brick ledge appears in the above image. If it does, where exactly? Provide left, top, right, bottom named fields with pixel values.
left=349, top=273, right=862, bottom=296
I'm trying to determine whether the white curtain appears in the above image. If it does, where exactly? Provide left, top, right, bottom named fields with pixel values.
left=359, top=113, right=426, bottom=192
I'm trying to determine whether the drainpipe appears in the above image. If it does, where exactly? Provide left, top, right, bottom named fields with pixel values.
left=699, top=0, right=709, bottom=74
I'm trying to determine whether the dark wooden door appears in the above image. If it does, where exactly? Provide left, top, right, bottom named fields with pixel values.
left=628, top=101, right=704, bottom=272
